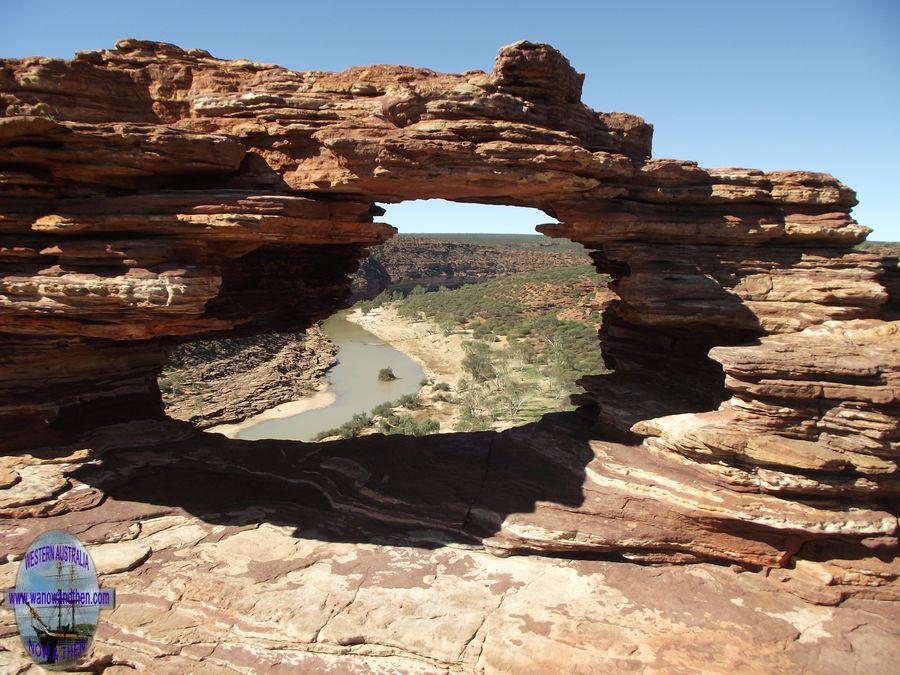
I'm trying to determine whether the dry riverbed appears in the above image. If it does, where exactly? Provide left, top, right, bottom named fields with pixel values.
left=347, top=306, right=466, bottom=385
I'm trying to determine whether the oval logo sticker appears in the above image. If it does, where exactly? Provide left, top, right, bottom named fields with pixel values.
left=4, top=530, right=116, bottom=670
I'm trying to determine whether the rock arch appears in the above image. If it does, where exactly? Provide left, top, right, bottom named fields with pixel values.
left=0, top=40, right=896, bottom=572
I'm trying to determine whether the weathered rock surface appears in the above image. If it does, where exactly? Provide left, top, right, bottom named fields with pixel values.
left=0, top=38, right=897, bottom=664
left=90, top=540, right=152, bottom=575
left=1, top=415, right=898, bottom=672
left=161, top=325, right=338, bottom=428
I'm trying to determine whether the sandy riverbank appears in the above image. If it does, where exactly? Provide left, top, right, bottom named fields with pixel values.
left=162, top=326, right=338, bottom=429
left=346, top=305, right=468, bottom=432
left=207, top=383, right=337, bottom=438
left=209, top=307, right=466, bottom=439
left=346, top=306, right=466, bottom=386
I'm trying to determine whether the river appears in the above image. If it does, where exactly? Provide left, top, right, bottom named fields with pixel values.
left=230, top=312, right=425, bottom=441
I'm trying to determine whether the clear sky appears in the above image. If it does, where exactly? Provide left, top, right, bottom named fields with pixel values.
left=2, top=0, right=898, bottom=239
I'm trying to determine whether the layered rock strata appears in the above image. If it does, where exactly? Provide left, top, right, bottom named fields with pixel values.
left=161, top=325, right=338, bottom=428
left=0, top=40, right=896, bottom=571
left=1, top=418, right=898, bottom=673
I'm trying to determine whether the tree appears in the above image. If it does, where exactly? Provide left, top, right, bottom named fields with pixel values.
left=439, top=318, right=456, bottom=337
left=497, top=372, right=528, bottom=419
left=462, top=341, right=495, bottom=382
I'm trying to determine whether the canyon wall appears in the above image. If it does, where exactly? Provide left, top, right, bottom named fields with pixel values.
left=0, top=40, right=896, bottom=574
left=351, top=235, right=587, bottom=299
left=161, top=325, right=337, bottom=428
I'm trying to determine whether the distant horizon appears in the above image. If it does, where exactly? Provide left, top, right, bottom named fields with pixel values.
left=377, top=201, right=900, bottom=242
left=392, top=232, right=900, bottom=242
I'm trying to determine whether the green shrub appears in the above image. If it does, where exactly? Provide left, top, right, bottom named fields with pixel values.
left=314, top=412, right=374, bottom=440
left=455, top=407, right=493, bottom=432
left=385, top=415, right=440, bottom=436
left=397, top=393, right=422, bottom=409
left=158, top=377, right=174, bottom=394
left=313, top=427, right=341, bottom=441
left=371, top=401, right=394, bottom=417
left=342, top=413, right=372, bottom=438
left=462, top=341, right=495, bottom=381
left=417, top=418, right=440, bottom=435
left=378, top=367, right=397, bottom=382
left=472, top=322, right=491, bottom=339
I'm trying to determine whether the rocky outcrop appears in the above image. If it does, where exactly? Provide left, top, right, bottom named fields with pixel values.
left=0, top=39, right=895, bottom=578
left=0, top=188, right=387, bottom=449
left=161, top=326, right=337, bottom=428
left=859, top=242, right=900, bottom=320
left=2, top=417, right=899, bottom=673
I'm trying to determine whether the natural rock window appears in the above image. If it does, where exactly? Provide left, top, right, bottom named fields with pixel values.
left=0, top=39, right=895, bottom=579
left=158, top=199, right=620, bottom=442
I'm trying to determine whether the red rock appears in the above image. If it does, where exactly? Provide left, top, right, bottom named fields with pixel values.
left=0, top=40, right=895, bottom=581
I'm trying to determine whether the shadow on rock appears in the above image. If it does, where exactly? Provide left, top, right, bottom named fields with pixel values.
left=64, top=411, right=598, bottom=555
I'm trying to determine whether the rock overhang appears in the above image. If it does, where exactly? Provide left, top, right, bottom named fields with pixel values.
left=0, top=39, right=896, bottom=574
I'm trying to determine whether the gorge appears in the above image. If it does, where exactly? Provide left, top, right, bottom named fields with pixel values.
left=0, top=39, right=897, bottom=672
left=160, top=232, right=585, bottom=434
left=217, top=312, right=425, bottom=442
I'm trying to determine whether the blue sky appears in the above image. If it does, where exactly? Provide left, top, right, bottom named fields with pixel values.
left=2, top=0, right=898, bottom=239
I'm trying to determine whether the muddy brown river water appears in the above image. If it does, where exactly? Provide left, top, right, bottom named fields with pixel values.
left=232, top=312, right=424, bottom=441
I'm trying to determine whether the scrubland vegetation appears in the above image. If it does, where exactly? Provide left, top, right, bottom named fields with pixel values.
left=313, top=392, right=440, bottom=440
left=350, top=264, right=610, bottom=435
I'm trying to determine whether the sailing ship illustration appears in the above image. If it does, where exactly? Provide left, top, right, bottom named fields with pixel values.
left=22, top=559, right=94, bottom=665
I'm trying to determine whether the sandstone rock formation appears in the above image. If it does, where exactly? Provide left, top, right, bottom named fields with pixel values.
left=161, top=325, right=338, bottom=428
left=2, top=419, right=900, bottom=673
left=0, top=37, right=896, bottom=605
